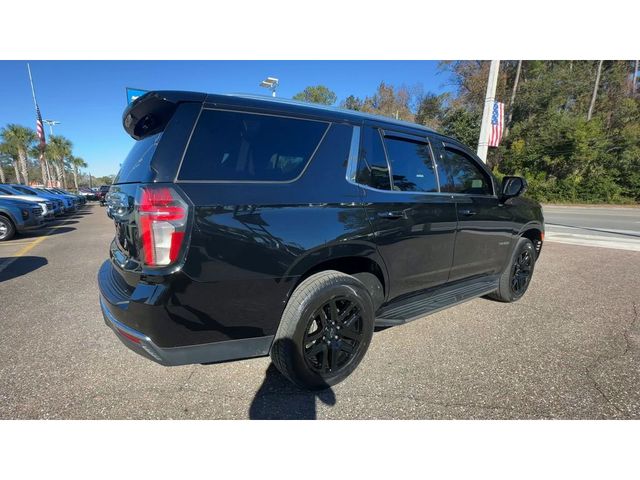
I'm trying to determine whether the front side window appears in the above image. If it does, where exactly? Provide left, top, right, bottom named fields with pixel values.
left=356, top=127, right=391, bottom=190
left=437, top=147, right=492, bottom=195
left=179, top=110, right=328, bottom=182
left=383, top=136, right=438, bottom=192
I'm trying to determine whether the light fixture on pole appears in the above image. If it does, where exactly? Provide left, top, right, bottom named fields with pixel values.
left=259, top=77, right=279, bottom=97
left=43, top=119, right=61, bottom=135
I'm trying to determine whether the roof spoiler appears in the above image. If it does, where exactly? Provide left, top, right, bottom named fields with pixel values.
left=122, top=91, right=206, bottom=140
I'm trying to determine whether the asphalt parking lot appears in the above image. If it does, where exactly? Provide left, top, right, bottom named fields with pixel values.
left=0, top=204, right=639, bottom=419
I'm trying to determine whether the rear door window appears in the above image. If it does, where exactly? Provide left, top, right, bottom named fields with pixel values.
left=383, top=136, right=438, bottom=192
left=178, top=110, right=328, bottom=182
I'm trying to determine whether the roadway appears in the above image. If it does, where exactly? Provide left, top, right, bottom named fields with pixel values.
left=544, top=205, right=640, bottom=251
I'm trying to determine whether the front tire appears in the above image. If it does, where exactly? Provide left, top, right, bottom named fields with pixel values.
left=0, top=215, right=16, bottom=242
left=488, top=237, right=536, bottom=302
left=271, top=270, right=375, bottom=390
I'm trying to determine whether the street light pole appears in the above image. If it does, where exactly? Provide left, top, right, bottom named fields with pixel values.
left=44, top=119, right=61, bottom=136
left=477, top=60, right=500, bottom=163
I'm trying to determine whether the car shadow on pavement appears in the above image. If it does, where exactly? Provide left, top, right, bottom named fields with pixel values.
left=249, top=363, right=336, bottom=420
left=0, top=256, right=48, bottom=282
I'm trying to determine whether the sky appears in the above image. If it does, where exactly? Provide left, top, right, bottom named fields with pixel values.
left=0, top=61, right=454, bottom=177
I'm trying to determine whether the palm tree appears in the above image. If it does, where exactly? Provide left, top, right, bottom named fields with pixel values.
left=46, top=135, right=73, bottom=188
left=0, top=124, right=37, bottom=185
left=69, top=155, right=88, bottom=191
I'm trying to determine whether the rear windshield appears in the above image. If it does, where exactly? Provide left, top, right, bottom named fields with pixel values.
left=178, top=110, right=328, bottom=182
left=114, top=133, right=162, bottom=184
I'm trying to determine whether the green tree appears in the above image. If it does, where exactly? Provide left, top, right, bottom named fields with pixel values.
left=415, top=92, right=448, bottom=129
left=293, top=85, right=337, bottom=105
left=69, top=155, right=88, bottom=191
left=0, top=124, right=37, bottom=185
left=46, top=135, right=73, bottom=188
left=341, top=94, right=364, bottom=111
left=360, top=82, right=414, bottom=121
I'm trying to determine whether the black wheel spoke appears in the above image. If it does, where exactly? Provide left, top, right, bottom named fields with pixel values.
left=330, top=348, right=339, bottom=371
left=320, top=344, right=329, bottom=370
left=340, top=342, right=355, bottom=354
left=306, top=329, right=324, bottom=343
left=340, top=326, right=362, bottom=341
left=307, top=342, right=324, bottom=357
left=338, top=304, right=357, bottom=322
left=329, top=300, right=339, bottom=322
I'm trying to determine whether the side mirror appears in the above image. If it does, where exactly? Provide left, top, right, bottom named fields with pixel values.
left=500, top=176, right=527, bottom=200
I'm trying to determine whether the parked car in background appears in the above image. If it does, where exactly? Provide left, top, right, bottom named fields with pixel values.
left=48, top=187, right=86, bottom=205
left=0, top=197, right=44, bottom=241
left=98, top=185, right=110, bottom=205
left=10, top=185, right=75, bottom=214
left=0, top=184, right=56, bottom=219
left=79, top=187, right=99, bottom=201
left=99, top=91, right=544, bottom=390
left=39, top=188, right=79, bottom=211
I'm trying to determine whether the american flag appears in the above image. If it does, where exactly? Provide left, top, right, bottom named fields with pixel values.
left=488, top=101, right=504, bottom=147
left=35, top=104, right=46, bottom=148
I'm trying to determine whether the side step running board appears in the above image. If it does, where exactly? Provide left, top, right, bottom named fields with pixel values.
left=375, top=276, right=499, bottom=327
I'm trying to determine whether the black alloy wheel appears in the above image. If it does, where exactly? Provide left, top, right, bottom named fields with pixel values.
left=302, top=296, right=364, bottom=374
left=510, top=248, right=533, bottom=295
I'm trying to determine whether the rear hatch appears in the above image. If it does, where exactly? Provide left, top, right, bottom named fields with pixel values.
left=106, top=91, right=205, bottom=283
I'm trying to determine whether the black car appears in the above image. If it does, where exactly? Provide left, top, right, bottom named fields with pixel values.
left=99, top=91, right=544, bottom=389
left=98, top=185, right=110, bottom=205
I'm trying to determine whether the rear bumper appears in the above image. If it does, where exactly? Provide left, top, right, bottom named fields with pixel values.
left=98, top=260, right=273, bottom=366
left=100, top=296, right=273, bottom=366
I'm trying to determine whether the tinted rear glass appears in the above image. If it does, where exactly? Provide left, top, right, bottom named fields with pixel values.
left=179, top=110, right=328, bottom=181
left=113, top=133, right=162, bottom=184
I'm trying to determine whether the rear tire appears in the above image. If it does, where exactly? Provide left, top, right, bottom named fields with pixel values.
left=271, top=270, right=375, bottom=390
left=0, top=215, right=16, bottom=242
left=488, top=237, right=536, bottom=302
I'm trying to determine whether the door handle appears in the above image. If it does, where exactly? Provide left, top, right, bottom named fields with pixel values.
left=377, top=211, right=404, bottom=219
left=459, top=209, right=477, bottom=217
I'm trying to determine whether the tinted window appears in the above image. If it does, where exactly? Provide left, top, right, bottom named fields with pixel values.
left=179, top=110, right=328, bottom=181
left=383, top=136, right=437, bottom=192
left=11, top=186, right=34, bottom=195
left=0, top=186, right=16, bottom=195
left=114, top=133, right=162, bottom=184
left=437, top=148, right=492, bottom=195
left=356, top=127, right=391, bottom=190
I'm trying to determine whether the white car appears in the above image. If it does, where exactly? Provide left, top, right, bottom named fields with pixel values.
left=0, top=184, right=55, bottom=219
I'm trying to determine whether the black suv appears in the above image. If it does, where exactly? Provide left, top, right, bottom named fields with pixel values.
left=99, top=91, right=544, bottom=389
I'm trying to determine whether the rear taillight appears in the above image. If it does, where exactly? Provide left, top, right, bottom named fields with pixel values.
left=137, top=185, right=188, bottom=267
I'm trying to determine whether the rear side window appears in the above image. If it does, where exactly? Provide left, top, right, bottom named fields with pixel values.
left=437, top=147, right=492, bottom=195
left=356, top=127, right=391, bottom=190
left=0, top=186, right=16, bottom=195
left=179, top=110, right=328, bottom=182
left=383, top=136, right=437, bottom=192
left=114, top=133, right=162, bottom=184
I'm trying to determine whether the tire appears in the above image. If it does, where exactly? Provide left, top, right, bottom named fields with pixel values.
left=0, top=215, right=16, bottom=242
left=271, top=270, right=375, bottom=390
left=488, top=237, right=536, bottom=302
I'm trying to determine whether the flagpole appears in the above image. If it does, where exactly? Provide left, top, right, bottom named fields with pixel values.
left=27, top=63, right=50, bottom=187
left=27, top=63, right=38, bottom=108
left=477, top=60, right=500, bottom=163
